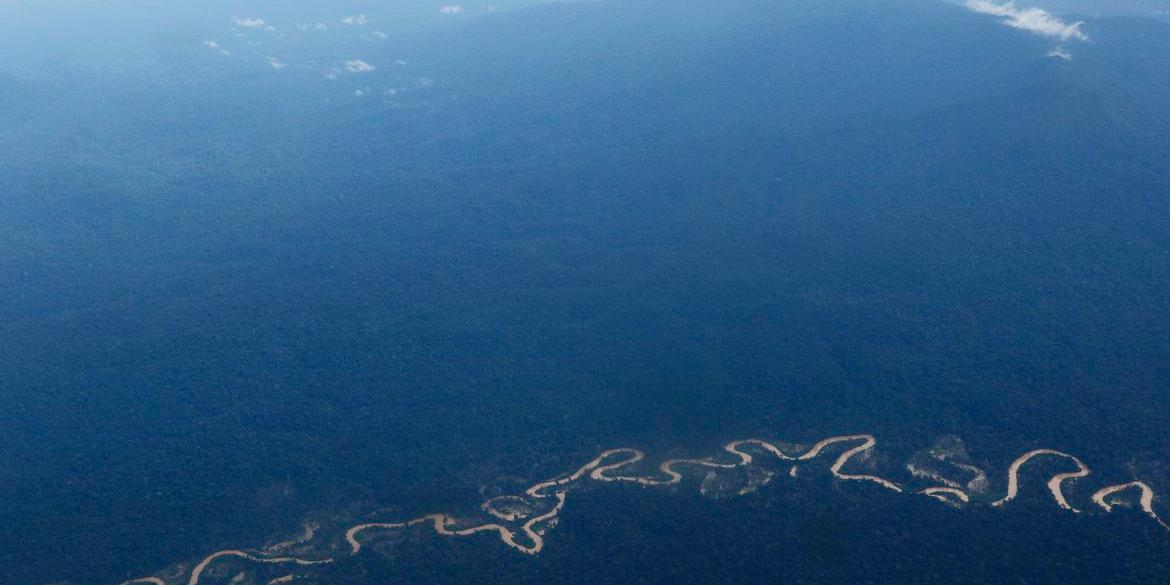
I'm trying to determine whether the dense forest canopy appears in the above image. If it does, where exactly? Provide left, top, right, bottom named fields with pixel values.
left=2, top=1, right=1170, bottom=584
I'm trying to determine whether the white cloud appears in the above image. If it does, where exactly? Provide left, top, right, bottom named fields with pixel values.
left=353, top=89, right=366, bottom=97
left=1047, top=47, right=1072, bottom=60
left=264, top=25, right=278, bottom=33
left=315, top=22, right=329, bottom=31
left=372, top=31, right=388, bottom=40
left=964, top=1, right=1089, bottom=42
left=233, top=16, right=267, bottom=28
left=203, top=40, right=231, bottom=57
left=266, top=56, right=287, bottom=69
left=395, top=59, right=408, bottom=66
left=440, top=6, right=464, bottom=14
left=341, top=14, right=368, bottom=26
left=203, top=40, right=230, bottom=56
left=345, top=59, right=376, bottom=73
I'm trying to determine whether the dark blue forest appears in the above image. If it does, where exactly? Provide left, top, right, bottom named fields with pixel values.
left=2, top=1, right=1170, bottom=584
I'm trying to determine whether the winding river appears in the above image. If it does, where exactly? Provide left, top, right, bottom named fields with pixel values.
left=118, top=434, right=1169, bottom=585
